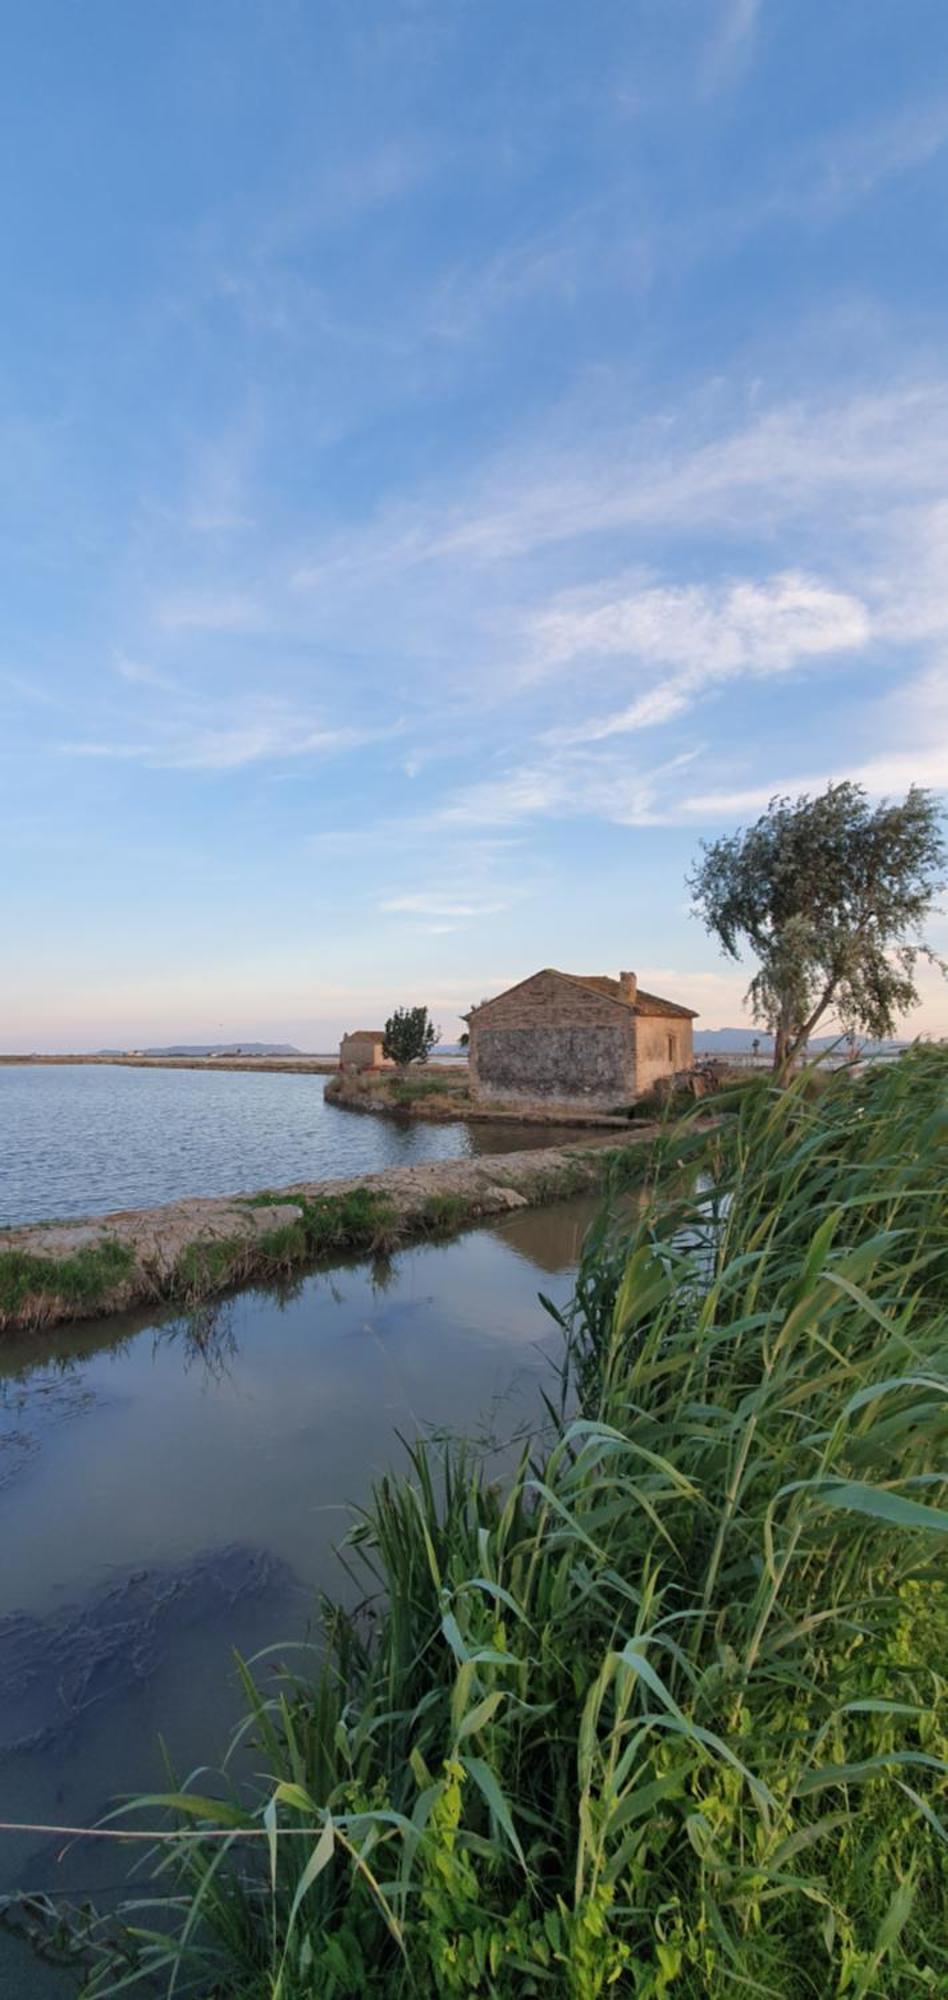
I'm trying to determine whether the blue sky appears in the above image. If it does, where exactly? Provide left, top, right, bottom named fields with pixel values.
left=4, top=0, right=947, bottom=1050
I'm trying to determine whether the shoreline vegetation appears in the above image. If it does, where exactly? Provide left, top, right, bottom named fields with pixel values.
left=324, top=1067, right=636, bottom=1126
left=0, top=1129, right=683, bottom=1338
left=47, top=1046, right=948, bottom=1997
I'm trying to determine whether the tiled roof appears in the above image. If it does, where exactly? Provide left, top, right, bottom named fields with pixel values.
left=573, top=975, right=624, bottom=999
left=632, top=988, right=698, bottom=1020
left=469, top=970, right=697, bottom=1020
left=568, top=974, right=697, bottom=1019
left=344, top=1029, right=386, bottom=1040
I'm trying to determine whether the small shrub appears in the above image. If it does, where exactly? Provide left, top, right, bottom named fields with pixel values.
left=299, top=1188, right=398, bottom=1255
left=172, top=1191, right=401, bottom=1304
left=420, top=1192, right=468, bottom=1235
left=175, top=1236, right=249, bottom=1298
left=0, top=1238, right=135, bottom=1321
left=390, top=1074, right=460, bottom=1105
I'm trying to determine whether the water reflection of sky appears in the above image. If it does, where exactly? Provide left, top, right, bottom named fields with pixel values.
left=0, top=1194, right=601, bottom=1989
left=1, top=1062, right=607, bottom=1225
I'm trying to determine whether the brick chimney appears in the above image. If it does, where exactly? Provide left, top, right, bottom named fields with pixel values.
left=619, top=969, right=637, bottom=1003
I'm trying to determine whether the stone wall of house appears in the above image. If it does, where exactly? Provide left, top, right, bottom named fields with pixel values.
left=633, top=1014, right=694, bottom=1093
left=469, top=971, right=635, bottom=1106
left=339, top=1035, right=392, bottom=1070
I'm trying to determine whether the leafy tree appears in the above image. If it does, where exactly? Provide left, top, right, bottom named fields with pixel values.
left=383, top=1005, right=441, bottom=1067
left=458, top=999, right=486, bottom=1051
left=689, top=782, right=946, bottom=1076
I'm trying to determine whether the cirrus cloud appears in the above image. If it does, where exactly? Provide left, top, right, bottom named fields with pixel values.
left=535, top=570, right=870, bottom=741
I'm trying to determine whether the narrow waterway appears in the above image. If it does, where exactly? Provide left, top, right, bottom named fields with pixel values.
left=0, top=1194, right=600, bottom=1994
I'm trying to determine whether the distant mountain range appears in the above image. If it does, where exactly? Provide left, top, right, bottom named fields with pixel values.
left=94, top=1042, right=305, bottom=1057
left=694, top=1029, right=907, bottom=1054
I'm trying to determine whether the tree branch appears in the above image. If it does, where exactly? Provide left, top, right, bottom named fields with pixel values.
left=784, top=980, right=838, bottom=1068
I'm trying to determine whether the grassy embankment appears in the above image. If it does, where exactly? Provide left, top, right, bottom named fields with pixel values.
left=326, top=1069, right=478, bottom=1118
left=0, top=1148, right=659, bottom=1333
left=0, top=1189, right=399, bottom=1328
left=53, top=1051, right=948, bottom=1995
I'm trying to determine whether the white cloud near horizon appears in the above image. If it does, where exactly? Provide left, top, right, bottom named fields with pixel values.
left=680, top=659, right=948, bottom=817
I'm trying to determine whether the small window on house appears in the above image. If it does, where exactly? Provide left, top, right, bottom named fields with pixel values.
left=667, top=1033, right=676, bottom=1064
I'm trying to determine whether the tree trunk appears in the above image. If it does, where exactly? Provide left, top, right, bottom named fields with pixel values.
left=774, top=984, right=837, bottom=1083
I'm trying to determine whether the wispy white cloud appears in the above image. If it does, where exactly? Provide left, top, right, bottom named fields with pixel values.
left=265, top=141, right=429, bottom=246
left=682, top=747, right=948, bottom=820
left=873, top=501, right=948, bottom=644
left=291, top=380, right=948, bottom=599
left=60, top=698, right=377, bottom=773
left=427, top=644, right=947, bottom=837
left=681, top=660, right=948, bottom=816
left=156, top=592, right=263, bottom=634
left=801, top=93, right=948, bottom=216
left=113, top=654, right=181, bottom=693
left=435, top=747, right=699, bottom=832
left=0, top=671, right=62, bottom=710
left=91, top=378, right=948, bottom=819
left=535, top=571, right=868, bottom=739
left=533, top=571, right=868, bottom=674
left=379, top=892, right=509, bottom=921
left=700, top=0, right=761, bottom=96
left=163, top=723, right=364, bottom=772
left=675, top=93, right=948, bottom=254
left=58, top=739, right=155, bottom=761
left=428, top=201, right=652, bottom=344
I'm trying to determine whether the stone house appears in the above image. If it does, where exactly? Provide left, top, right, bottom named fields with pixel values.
left=338, top=1030, right=394, bottom=1071
left=465, top=969, right=697, bottom=1110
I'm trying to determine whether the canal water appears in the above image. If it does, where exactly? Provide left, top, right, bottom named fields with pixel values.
left=0, top=1064, right=597, bottom=1227
left=0, top=1194, right=600, bottom=1994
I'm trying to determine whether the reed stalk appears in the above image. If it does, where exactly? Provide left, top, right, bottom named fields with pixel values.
left=68, top=1048, right=947, bottom=1997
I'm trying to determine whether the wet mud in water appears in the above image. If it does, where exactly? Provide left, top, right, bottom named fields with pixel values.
left=0, top=1544, right=294, bottom=1759
left=0, top=1194, right=605, bottom=1994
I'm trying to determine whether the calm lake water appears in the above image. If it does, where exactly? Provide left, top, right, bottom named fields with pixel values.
left=0, top=1064, right=590, bottom=1227
left=0, top=1194, right=603, bottom=1995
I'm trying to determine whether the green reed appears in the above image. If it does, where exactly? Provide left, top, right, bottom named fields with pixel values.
left=73, top=1047, right=947, bottom=1996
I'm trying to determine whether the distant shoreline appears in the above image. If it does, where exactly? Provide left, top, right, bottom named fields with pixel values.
left=0, top=1053, right=341, bottom=1075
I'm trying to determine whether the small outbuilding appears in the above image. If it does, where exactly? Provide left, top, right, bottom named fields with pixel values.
left=338, top=1030, right=394, bottom=1071
left=465, top=969, right=697, bottom=1111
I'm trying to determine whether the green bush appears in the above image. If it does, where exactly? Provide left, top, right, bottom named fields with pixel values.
left=72, top=1050, right=948, bottom=1996
left=0, top=1238, right=135, bottom=1321
left=420, top=1192, right=469, bottom=1235
left=171, top=1192, right=399, bottom=1305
